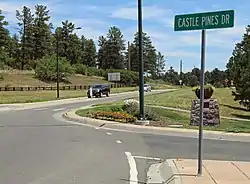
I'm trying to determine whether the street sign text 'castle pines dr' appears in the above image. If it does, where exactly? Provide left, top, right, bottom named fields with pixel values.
left=174, top=10, right=234, bottom=31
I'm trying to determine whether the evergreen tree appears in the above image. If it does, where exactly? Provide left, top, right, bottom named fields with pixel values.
left=131, top=32, right=157, bottom=74
left=83, top=39, right=96, bottom=67
left=227, top=25, right=250, bottom=109
left=155, top=51, right=166, bottom=78
left=0, top=9, right=10, bottom=69
left=0, top=9, right=9, bottom=49
left=16, top=6, right=34, bottom=69
left=97, top=26, right=125, bottom=69
left=164, top=66, right=179, bottom=84
left=33, top=4, right=53, bottom=60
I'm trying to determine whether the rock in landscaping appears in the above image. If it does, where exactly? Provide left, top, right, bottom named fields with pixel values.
left=190, top=99, right=220, bottom=126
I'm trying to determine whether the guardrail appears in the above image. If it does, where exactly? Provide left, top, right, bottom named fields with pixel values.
left=0, top=83, right=134, bottom=92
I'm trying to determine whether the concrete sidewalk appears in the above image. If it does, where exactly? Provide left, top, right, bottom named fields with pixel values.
left=170, top=159, right=250, bottom=184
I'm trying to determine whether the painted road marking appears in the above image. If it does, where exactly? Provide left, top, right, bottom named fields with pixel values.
left=52, top=108, right=66, bottom=112
left=34, top=108, right=48, bottom=111
left=125, top=152, right=138, bottom=184
left=133, top=155, right=162, bottom=161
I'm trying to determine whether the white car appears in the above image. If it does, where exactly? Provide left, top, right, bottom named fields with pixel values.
left=144, top=84, right=152, bottom=92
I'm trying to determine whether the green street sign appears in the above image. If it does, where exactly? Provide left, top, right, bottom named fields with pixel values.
left=174, top=10, right=234, bottom=31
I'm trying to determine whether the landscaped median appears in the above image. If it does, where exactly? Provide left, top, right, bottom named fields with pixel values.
left=64, top=87, right=250, bottom=134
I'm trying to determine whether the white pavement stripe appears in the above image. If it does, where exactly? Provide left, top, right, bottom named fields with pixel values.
left=116, top=140, right=122, bottom=144
left=132, top=155, right=162, bottom=161
left=52, top=108, right=66, bottom=112
left=106, top=132, right=112, bottom=135
left=33, top=108, right=48, bottom=111
left=125, top=152, right=138, bottom=184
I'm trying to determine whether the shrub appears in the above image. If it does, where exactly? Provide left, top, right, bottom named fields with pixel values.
left=110, top=105, right=123, bottom=112
left=87, top=67, right=106, bottom=77
left=122, top=99, right=139, bottom=115
left=144, top=107, right=159, bottom=121
left=35, top=54, right=74, bottom=82
left=91, top=111, right=136, bottom=123
left=73, top=63, right=87, bottom=75
left=0, top=73, right=3, bottom=81
left=192, top=84, right=215, bottom=92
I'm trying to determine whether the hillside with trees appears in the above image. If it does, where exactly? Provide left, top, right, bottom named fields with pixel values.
left=0, top=5, right=166, bottom=86
left=0, top=4, right=238, bottom=92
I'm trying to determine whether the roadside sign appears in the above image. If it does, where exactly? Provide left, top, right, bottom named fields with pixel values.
left=174, top=9, right=235, bottom=176
left=174, top=10, right=234, bottom=31
left=108, top=73, right=120, bottom=81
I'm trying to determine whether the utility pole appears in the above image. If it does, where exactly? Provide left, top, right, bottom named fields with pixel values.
left=56, top=34, right=59, bottom=98
left=21, top=20, right=26, bottom=70
left=128, top=41, right=131, bottom=70
left=180, top=60, right=183, bottom=87
left=138, top=0, right=145, bottom=120
left=56, top=26, right=82, bottom=99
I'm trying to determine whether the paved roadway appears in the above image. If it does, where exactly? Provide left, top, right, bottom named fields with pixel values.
left=1, top=90, right=250, bottom=184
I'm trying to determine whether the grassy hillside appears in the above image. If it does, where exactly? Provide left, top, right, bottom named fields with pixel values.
left=0, top=70, right=107, bottom=87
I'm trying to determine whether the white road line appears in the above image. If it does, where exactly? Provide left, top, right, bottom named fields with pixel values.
left=116, top=140, right=122, bottom=144
left=125, top=152, right=138, bottom=184
left=106, top=132, right=112, bottom=135
left=132, top=155, right=162, bottom=161
left=33, top=108, right=48, bottom=111
left=52, top=108, right=66, bottom=112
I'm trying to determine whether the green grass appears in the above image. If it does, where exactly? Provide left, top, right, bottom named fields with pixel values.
left=76, top=104, right=250, bottom=133
left=76, top=104, right=121, bottom=117
left=0, top=70, right=107, bottom=87
left=150, top=107, right=250, bottom=133
left=144, top=87, right=250, bottom=119
left=0, top=87, right=138, bottom=104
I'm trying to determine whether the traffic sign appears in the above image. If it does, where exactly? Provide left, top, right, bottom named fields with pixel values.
left=173, top=9, right=235, bottom=176
left=174, top=10, right=234, bottom=31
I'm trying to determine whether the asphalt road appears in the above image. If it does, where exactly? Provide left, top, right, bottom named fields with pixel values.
left=1, top=91, right=250, bottom=184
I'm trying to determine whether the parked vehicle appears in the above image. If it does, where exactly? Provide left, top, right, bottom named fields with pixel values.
left=144, top=84, right=152, bottom=92
left=87, top=84, right=110, bottom=98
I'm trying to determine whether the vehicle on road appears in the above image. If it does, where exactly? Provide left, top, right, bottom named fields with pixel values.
left=144, top=84, right=152, bottom=92
left=87, top=84, right=110, bottom=98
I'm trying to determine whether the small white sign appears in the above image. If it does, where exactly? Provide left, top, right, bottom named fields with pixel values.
left=108, top=73, right=121, bottom=81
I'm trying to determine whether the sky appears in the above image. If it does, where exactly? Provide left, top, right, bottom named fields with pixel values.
left=1, top=0, right=249, bottom=72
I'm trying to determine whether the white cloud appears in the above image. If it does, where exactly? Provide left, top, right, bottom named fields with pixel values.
left=110, top=5, right=172, bottom=21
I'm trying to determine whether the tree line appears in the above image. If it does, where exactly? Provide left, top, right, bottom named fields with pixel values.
left=162, top=66, right=231, bottom=88
left=0, top=4, right=166, bottom=80
left=2, top=3, right=249, bottom=109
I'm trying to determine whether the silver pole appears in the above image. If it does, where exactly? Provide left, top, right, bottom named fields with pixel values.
left=198, top=29, right=206, bottom=176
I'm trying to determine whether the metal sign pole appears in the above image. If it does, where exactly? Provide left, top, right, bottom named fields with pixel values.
left=198, top=29, right=206, bottom=176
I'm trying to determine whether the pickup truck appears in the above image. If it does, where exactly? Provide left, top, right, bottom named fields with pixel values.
left=87, top=84, right=110, bottom=98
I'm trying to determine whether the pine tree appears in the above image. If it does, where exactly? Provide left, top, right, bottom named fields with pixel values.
left=97, top=26, right=125, bottom=69
left=0, top=9, right=10, bottom=68
left=0, top=9, right=9, bottom=49
left=227, top=25, right=250, bottom=109
left=155, top=51, right=166, bottom=78
left=16, top=6, right=34, bottom=69
left=33, top=4, right=53, bottom=60
left=83, top=39, right=96, bottom=67
left=131, top=32, right=157, bottom=74
left=67, top=33, right=81, bottom=65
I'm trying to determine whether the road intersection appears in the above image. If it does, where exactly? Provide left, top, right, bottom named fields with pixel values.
left=1, top=90, right=250, bottom=183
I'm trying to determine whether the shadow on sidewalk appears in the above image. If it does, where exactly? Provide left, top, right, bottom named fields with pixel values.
left=164, top=173, right=197, bottom=184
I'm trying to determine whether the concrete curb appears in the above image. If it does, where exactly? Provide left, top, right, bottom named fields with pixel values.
left=62, top=108, right=250, bottom=142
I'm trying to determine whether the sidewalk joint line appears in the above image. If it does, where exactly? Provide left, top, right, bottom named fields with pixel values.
left=231, top=162, right=250, bottom=180
left=203, top=164, right=218, bottom=184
